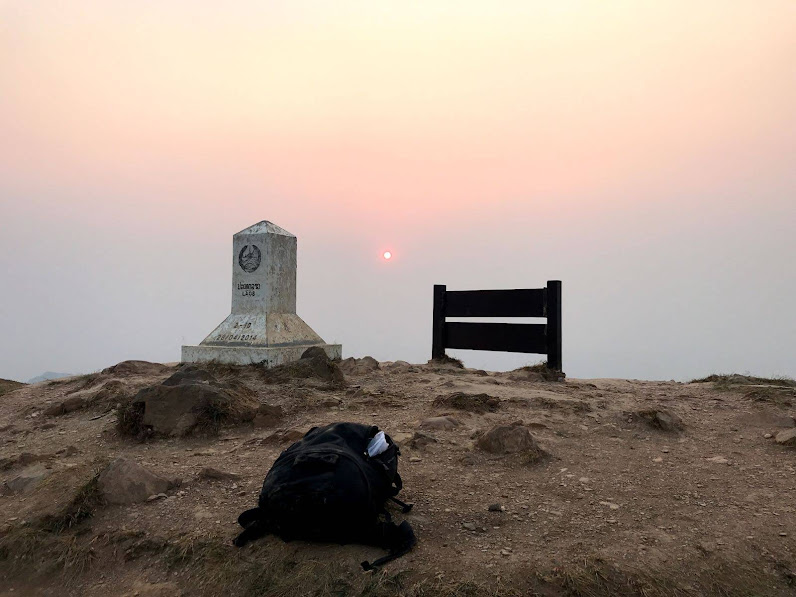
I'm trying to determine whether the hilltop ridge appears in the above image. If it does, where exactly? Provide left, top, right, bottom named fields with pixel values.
left=1, top=358, right=795, bottom=596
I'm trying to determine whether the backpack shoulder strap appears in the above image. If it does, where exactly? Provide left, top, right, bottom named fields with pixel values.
left=360, top=520, right=417, bottom=571
left=233, top=507, right=269, bottom=547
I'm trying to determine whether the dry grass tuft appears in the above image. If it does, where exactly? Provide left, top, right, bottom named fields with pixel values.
left=513, top=362, right=566, bottom=382
left=429, top=355, right=465, bottom=369
left=39, top=470, right=106, bottom=533
left=116, top=400, right=147, bottom=438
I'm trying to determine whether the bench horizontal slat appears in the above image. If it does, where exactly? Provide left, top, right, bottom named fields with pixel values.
left=444, top=322, right=547, bottom=353
left=444, top=289, right=545, bottom=318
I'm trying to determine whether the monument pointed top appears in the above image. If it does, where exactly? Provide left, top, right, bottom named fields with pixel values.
left=235, top=221, right=295, bottom=237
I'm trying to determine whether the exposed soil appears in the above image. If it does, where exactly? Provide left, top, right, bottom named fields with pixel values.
left=1, top=360, right=795, bottom=596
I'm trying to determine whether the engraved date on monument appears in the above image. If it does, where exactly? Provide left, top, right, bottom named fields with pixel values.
left=217, top=333, right=259, bottom=342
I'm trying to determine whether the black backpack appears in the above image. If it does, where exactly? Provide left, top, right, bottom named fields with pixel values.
left=234, top=422, right=416, bottom=570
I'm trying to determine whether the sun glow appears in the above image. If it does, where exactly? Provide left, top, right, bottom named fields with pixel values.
left=383, top=251, right=392, bottom=260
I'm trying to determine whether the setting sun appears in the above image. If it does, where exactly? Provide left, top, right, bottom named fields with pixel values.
left=383, top=251, right=392, bottom=260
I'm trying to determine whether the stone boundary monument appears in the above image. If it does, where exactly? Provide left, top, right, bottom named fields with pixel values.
left=181, top=221, right=341, bottom=366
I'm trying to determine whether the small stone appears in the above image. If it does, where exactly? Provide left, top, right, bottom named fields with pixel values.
left=409, top=457, right=422, bottom=463
left=500, top=549, right=511, bottom=557
left=462, top=522, right=477, bottom=531
left=409, top=432, right=438, bottom=449
left=764, top=433, right=773, bottom=439
left=146, top=493, right=167, bottom=501
left=780, top=532, right=788, bottom=537
left=488, top=503, right=505, bottom=512
left=600, top=501, right=620, bottom=510
left=419, top=416, right=460, bottom=431
left=198, top=467, right=241, bottom=481
left=653, top=457, right=663, bottom=463
left=579, top=477, right=590, bottom=483
left=706, top=456, right=729, bottom=464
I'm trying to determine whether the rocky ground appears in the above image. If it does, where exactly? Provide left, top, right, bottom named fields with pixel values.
left=1, top=355, right=796, bottom=597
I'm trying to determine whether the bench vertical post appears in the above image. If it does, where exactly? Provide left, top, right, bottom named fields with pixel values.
left=432, top=284, right=446, bottom=359
left=546, top=280, right=562, bottom=371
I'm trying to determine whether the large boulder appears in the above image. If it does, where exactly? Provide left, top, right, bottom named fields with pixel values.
left=98, top=458, right=175, bottom=504
left=102, top=360, right=170, bottom=376
left=476, top=424, right=544, bottom=455
left=122, top=366, right=257, bottom=437
left=264, top=347, right=345, bottom=386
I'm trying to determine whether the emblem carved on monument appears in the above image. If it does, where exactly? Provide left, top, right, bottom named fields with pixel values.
left=238, top=245, right=262, bottom=273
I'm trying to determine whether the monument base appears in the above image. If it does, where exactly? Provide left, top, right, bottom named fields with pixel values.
left=181, top=344, right=342, bottom=367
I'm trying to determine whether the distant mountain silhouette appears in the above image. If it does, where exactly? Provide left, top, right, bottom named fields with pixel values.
left=27, top=371, right=74, bottom=384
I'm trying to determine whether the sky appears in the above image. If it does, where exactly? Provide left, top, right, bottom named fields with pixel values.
left=1, top=1, right=794, bottom=383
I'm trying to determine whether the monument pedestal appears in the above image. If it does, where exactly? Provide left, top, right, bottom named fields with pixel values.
left=181, top=344, right=341, bottom=367
left=181, top=221, right=341, bottom=368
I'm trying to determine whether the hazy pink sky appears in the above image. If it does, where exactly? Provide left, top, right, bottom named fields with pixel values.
left=1, top=1, right=794, bottom=381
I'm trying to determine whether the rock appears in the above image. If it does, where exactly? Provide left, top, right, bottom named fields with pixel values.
left=419, top=416, right=460, bottom=431
left=129, top=367, right=257, bottom=437
left=384, top=360, right=412, bottom=371
left=391, top=432, right=413, bottom=445
left=98, top=458, right=175, bottom=504
left=636, top=408, right=684, bottom=432
left=283, top=428, right=305, bottom=442
left=63, top=395, right=86, bottom=413
left=775, top=429, right=796, bottom=446
left=433, top=392, right=500, bottom=413
left=43, top=396, right=85, bottom=416
left=265, top=347, right=346, bottom=386
left=102, top=360, right=170, bottom=376
left=17, top=452, right=46, bottom=466
left=462, top=522, right=477, bottom=531
left=162, top=367, right=216, bottom=386
left=706, top=456, right=729, bottom=464
left=488, top=503, right=505, bottom=512
left=265, top=428, right=307, bottom=444
left=92, top=380, right=128, bottom=404
left=253, top=404, right=284, bottom=428
left=147, top=493, right=167, bottom=501
left=600, top=501, right=620, bottom=510
left=56, top=445, right=79, bottom=457
left=2, top=465, right=51, bottom=495
left=476, top=424, right=545, bottom=456
left=764, top=433, right=773, bottom=439
left=338, top=356, right=381, bottom=375
left=198, top=467, right=241, bottom=481
left=409, top=431, right=438, bottom=449
left=409, top=457, right=422, bottom=463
